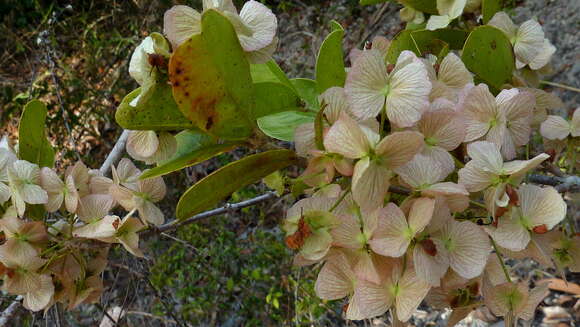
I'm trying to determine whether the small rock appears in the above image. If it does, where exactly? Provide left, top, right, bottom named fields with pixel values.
left=542, top=306, right=571, bottom=324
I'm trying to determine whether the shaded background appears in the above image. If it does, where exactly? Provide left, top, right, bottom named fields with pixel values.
left=0, top=0, right=578, bottom=326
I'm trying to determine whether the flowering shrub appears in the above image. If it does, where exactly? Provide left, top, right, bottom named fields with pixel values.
left=2, top=0, right=578, bottom=325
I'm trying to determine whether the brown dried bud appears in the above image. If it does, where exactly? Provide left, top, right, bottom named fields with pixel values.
left=386, top=64, right=395, bottom=74
left=505, top=185, right=519, bottom=206
left=364, top=41, right=372, bottom=50
left=147, top=53, right=166, bottom=69
left=533, top=224, right=548, bottom=234
left=285, top=217, right=311, bottom=250
left=420, top=238, right=437, bottom=256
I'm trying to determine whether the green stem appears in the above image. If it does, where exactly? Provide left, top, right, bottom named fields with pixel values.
left=469, top=200, right=487, bottom=209
left=330, top=189, right=350, bottom=212
left=540, top=80, right=580, bottom=93
left=379, top=103, right=387, bottom=138
left=490, top=237, right=512, bottom=283
left=452, top=153, right=465, bottom=168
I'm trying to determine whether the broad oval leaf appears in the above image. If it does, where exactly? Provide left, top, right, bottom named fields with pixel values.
left=140, top=130, right=242, bottom=179
left=176, top=149, right=298, bottom=219
left=18, top=100, right=55, bottom=168
left=250, top=60, right=296, bottom=93
left=387, top=30, right=421, bottom=63
left=116, top=84, right=194, bottom=131
left=461, top=25, right=515, bottom=91
left=400, top=0, right=438, bottom=14
left=290, top=78, right=319, bottom=111
left=254, top=82, right=302, bottom=118
left=169, top=9, right=254, bottom=140
left=411, top=29, right=469, bottom=50
left=257, top=111, right=315, bottom=141
left=482, top=0, right=502, bottom=24
left=315, top=22, right=346, bottom=93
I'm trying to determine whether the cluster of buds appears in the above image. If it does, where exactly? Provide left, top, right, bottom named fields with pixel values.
left=282, top=15, right=578, bottom=324
left=0, top=141, right=165, bottom=311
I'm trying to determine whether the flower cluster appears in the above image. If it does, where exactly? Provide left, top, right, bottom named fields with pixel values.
left=0, top=141, right=165, bottom=311
left=282, top=20, right=577, bottom=325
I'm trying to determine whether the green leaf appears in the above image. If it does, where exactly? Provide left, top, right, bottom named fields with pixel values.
left=315, top=22, right=346, bottom=94
left=461, top=25, right=515, bottom=91
left=169, top=9, right=254, bottom=140
left=411, top=29, right=469, bottom=50
left=290, top=78, right=319, bottom=111
left=257, top=111, right=315, bottom=141
left=399, top=0, right=438, bottom=14
left=386, top=30, right=421, bottom=63
left=115, top=84, right=194, bottom=131
left=18, top=100, right=55, bottom=168
left=314, top=106, right=325, bottom=151
left=140, top=130, right=241, bottom=179
left=250, top=60, right=296, bottom=93
left=482, top=0, right=502, bottom=24
left=176, top=149, right=298, bottom=219
left=254, top=82, right=302, bottom=118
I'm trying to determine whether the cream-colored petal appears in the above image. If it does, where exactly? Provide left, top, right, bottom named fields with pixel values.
left=126, top=130, right=159, bottom=160
left=352, top=158, right=392, bottom=211
left=319, top=87, right=351, bottom=124
left=487, top=12, right=517, bottom=39
left=73, top=215, right=119, bottom=239
left=439, top=220, right=490, bottom=278
left=369, top=203, right=410, bottom=257
left=77, top=194, right=114, bottom=223
left=376, top=131, right=424, bottom=170
left=439, top=53, right=473, bottom=90
left=395, top=154, right=442, bottom=188
left=324, top=113, right=372, bottom=159
left=23, top=274, right=54, bottom=312
left=396, top=267, right=431, bottom=322
left=345, top=49, right=389, bottom=120
left=571, top=108, right=580, bottom=137
left=294, top=123, right=316, bottom=157
left=462, top=84, right=497, bottom=141
left=491, top=210, right=531, bottom=251
left=386, top=61, right=431, bottom=127
left=426, top=15, right=451, bottom=31
left=138, top=176, right=166, bottom=202
left=514, top=20, right=545, bottom=65
left=413, top=240, right=449, bottom=286
left=518, top=184, right=566, bottom=230
left=540, top=115, right=570, bottom=140
left=354, top=279, right=393, bottom=319
left=22, top=184, right=48, bottom=205
left=529, top=39, right=555, bottom=70
left=163, top=5, right=201, bottom=48
left=408, top=197, right=435, bottom=234
left=421, top=146, right=455, bottom=180
left=331, top=214, right=363, bottom=250
left=315, top=253, right=355, bottom=300
left=466, top=141, right=504, bottom=173
left=237, top=1, right=277, bottom=52
left=138, top=199, right=165, bottom=225
left=457, top=162, right=495, bottom=192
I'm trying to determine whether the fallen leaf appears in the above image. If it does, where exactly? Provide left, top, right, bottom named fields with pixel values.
left=543, top=279, right=580, bottom=295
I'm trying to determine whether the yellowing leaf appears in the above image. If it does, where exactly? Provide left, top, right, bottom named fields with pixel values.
left=115, top=84, right=194, bottom=131
left=169, top=9, right=254, bottom=140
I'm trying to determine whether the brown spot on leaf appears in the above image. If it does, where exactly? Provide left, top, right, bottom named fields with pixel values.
left=491, top=40, right=497, bottom=50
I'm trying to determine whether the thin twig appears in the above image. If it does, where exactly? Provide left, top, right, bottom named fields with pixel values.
left=147, top=192, right=278, bottom=235
left=99, top=129, right=130, bottom=176
left=540, top=80, right=580, bottom=93
left=0, top=296, right=22, bottom=327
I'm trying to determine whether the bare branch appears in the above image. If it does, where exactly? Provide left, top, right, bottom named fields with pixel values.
left=528, top=174, right=580, bottom=193
left=0, top=296, right=22, bottom=327
left=99, top=130, right=130, bottom=176
left=148, top=192, right=277, bottom=235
